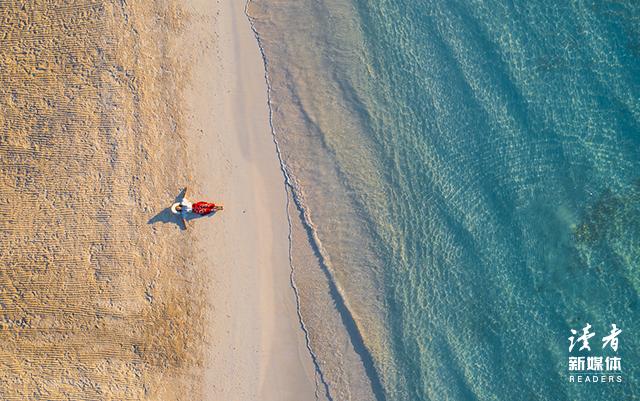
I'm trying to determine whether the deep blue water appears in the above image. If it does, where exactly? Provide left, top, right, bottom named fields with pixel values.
left=248, top=1, right=639, bottom=399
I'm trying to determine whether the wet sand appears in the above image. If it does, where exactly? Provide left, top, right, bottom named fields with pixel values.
left=180, top=0, right=318, bottom=400
left=0, top=0, right=315, bottom=399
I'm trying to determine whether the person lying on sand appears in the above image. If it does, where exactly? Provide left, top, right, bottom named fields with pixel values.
left=171, top=187, right=223, bottom=228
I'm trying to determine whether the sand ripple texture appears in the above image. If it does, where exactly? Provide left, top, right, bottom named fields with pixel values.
left=0, top=1, right=207, bottom=399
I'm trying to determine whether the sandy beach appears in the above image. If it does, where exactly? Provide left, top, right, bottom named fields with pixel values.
left=180, top=0, right=318, bottom=399
left=0, top=0, right=316, bottom=399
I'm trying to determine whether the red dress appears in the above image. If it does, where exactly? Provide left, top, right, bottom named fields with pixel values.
left=192, top=202, right=218, bottom=215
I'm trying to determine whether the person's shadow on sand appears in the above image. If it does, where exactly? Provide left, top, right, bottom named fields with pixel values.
left=147, top=188, right=219, bottom=231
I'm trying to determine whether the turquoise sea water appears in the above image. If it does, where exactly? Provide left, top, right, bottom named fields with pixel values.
left=247, top=1, right=639, bottom=400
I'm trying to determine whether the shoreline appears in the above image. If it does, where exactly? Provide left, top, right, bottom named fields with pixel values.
left=176, top=0, right=318, bottom=399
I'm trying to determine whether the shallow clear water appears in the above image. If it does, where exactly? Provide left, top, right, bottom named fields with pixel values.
left=247, top=1, right=640, bottom=400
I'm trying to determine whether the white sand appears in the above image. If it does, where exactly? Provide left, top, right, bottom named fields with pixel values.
left=178, top=1, right=318, bottom=399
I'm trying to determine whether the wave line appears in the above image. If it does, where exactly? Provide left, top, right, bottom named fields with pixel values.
left=244, top=2, right=334, bottom=400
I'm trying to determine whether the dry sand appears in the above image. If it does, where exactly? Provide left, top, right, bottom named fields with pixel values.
left=0, top=0, right=316, bottom=399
